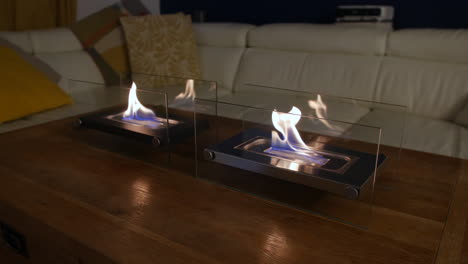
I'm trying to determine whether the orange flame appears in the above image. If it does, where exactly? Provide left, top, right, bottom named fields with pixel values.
left=174, top=79, right=196, bottom=103
left=308, top=95, right=338, bottom=130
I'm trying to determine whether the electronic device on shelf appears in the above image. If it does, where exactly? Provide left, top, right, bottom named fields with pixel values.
left=336, top=5, right=394, bottom=23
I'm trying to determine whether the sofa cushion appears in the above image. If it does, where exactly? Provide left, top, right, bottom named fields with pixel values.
left=352, top=109, right=460, bottom=158
left=0, top=100, right=108, bottom=134
left=36, top=51, right=105, bottom=84
left=0, top=46, right=72, bottom=123
left=0, top=28, right=104, bottom=86
left=234, top=48, right=381, bottom=103
left=0, top=38, right=61, bottom=83
left=248, top=24, right=388, bottom=55
left=401, top=116, right=459, bottom=158
left=0, top=117, right=49, bottom=134
left=455, top=103, right=468, bottom=128
left=460, top=128, right=468, bottom=160
left=193, top=23, right=252, bottom=91
left=298, top=53, right=381, bottom=101
left=30, top=28, right=82, bottom=54
left=193, top=23, right=254, bottom=48
left=198, top=46, right=244, bottom=91
left=234, top=48, right=308, bottom=92
left=0, top=31, right=33, bottom=53
left=375, top=57, right=468, bottom=120
left=24, top=104, right=102, bottom=123
left=388, top=29, right=468, bottom=64
left=121, top=13, right=201, bottom=87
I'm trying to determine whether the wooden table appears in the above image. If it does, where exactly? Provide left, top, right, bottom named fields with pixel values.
left=0, top=117, right=466, bottom=264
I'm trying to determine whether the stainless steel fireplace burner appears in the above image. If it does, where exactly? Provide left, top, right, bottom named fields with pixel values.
left=106, top=113, right=181, bottom=129
left=77, top=106, right=195, bottom=146
left=236, top=136, right=358, bottom=175
left=204, top=129, right=385, bottom=199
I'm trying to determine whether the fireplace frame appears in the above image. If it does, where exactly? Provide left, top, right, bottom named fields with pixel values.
left=203, top=128, right=386, bottom=199
left=78, top=105, right=195, bottom=146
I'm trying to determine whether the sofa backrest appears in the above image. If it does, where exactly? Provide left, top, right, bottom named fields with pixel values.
left=231, top=24, right=468, bottom=120
left=2, top=24, right=467, bottom=121
left=234, top=24, right=388, bottom=102
left=376, top=29, right=468, bottom=120
left=193, top=23, right=254, bottom=92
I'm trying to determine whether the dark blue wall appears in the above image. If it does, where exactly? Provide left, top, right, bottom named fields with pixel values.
left=161, top=0, right=468, bottom=29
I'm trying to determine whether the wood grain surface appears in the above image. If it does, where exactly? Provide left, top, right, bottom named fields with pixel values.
left=0, top=116, right=465, bottom=264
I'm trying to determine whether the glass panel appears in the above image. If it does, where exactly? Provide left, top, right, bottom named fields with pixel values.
left=219, top=84, right=408, bottom=216
left=128, top=72, right=218, bottom=102
left=195, top=99, right=384, bottom=229
left=126, top=73, right=218, bottom=176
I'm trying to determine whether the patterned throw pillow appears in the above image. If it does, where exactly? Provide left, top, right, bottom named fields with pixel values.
left=120, top=13, right=201, bottom=88
left=70, top=1, right=150, bottom=85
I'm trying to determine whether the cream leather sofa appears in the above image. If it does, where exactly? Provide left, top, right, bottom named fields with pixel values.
left=196, top=23, right=468, bottom=160
left=1, top=23, right=467, bottom=160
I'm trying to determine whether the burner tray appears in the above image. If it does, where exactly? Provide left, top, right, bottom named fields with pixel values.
left=77, top=105, right=195, bottom=146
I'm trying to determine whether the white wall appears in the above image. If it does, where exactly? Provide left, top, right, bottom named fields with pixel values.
left=77, top=0, right=160, bottom=20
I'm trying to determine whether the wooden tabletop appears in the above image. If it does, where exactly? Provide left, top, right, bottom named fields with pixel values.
left=0, top=117, right=466, bottom=264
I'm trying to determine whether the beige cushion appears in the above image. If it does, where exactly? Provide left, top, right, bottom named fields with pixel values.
left=27, top=104, right=101, bottom=122
left=455, top=103, right=468, bottom=127
left=298, top=54, right=381, bottom=101
left=0, top=28, right=105, bottom=86
left=194, top=23, right=252, bottom=92
left=388, top=29, right=468, bottom=64
left=198, top=46, right=245, bottom=91
left=37, top=51, right=105, bottom=84
left=30, top=28, right=82, bottom=54
left=0, top=103, right=105, bottom=134
left=234, top=48, right=308, bottom=92
left=375, top=57, right=468, bottom=120
left=460, top=128, right=468, bottom=160
left=401, top=116, right=459, bottom=158
left=0, top=31, right=33, bottom=53
left=121, top=13, right=201, bottom=87
left=193, top=23, right=254, bottom=48
left=352, top=109, right=459, bottom=158
left=0, top=117, right=49, bottom=134
left=248, top=23, right=388, bottom=55
left=234, top=48, right=381, bottom=103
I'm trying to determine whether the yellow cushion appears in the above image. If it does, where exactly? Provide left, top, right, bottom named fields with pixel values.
left=0, top=46, right=72, bottom=123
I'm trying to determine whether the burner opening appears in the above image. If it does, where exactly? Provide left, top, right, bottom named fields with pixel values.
left=106, top=112, right=181, bottom=130
left=235, top=136, right=356, bottom=174
left=203, top=128, right=385, bottom=200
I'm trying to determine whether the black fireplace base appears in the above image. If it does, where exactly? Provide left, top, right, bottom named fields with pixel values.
left=77, top=105, right=197, bottom=146
left=204, top=129, right=386, bottom=199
